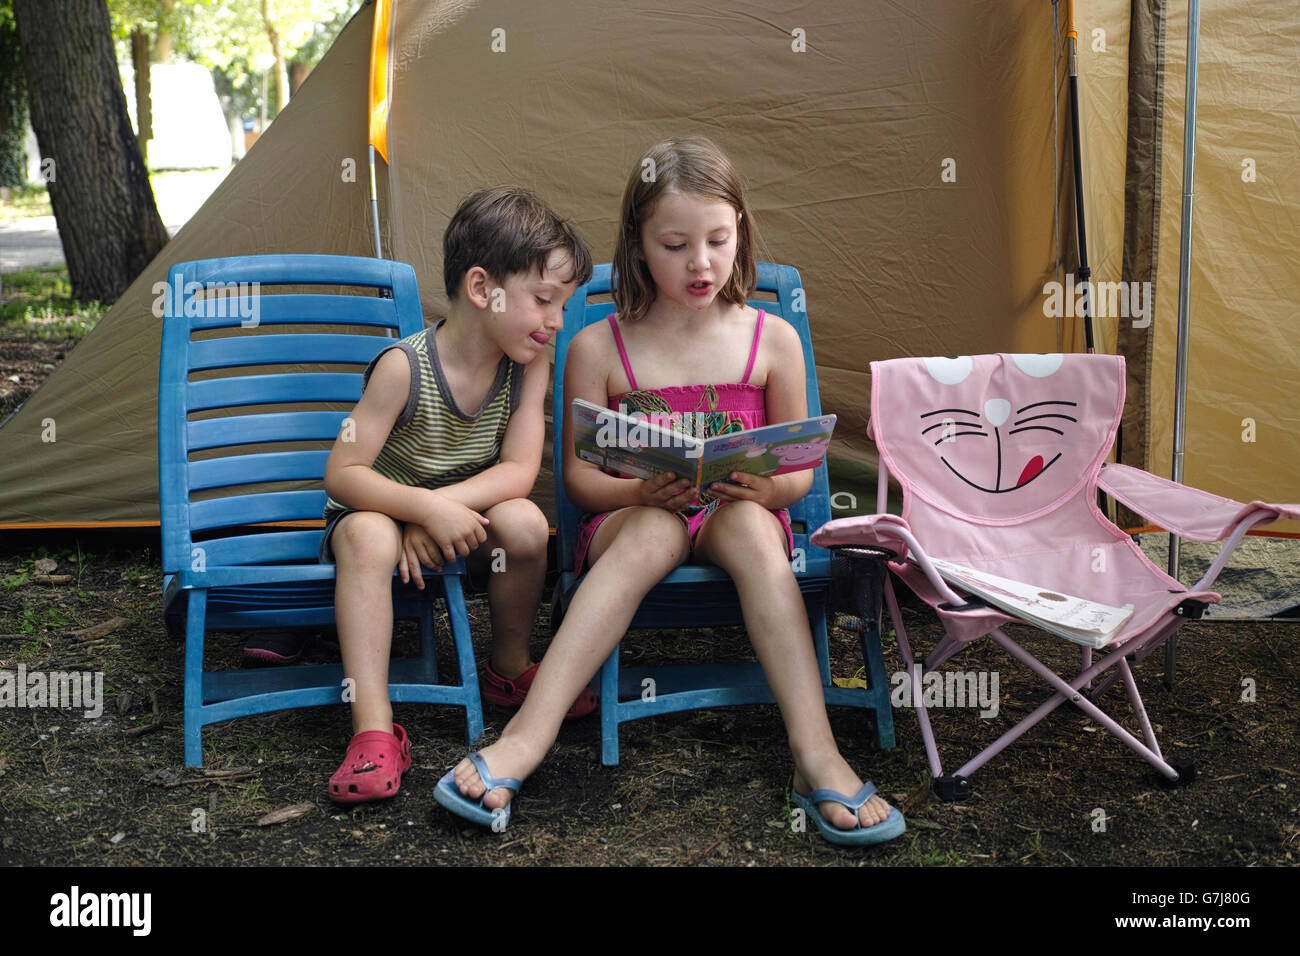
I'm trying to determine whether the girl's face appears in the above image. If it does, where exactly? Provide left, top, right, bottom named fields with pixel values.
left=638, top=190, right=740, bottom=313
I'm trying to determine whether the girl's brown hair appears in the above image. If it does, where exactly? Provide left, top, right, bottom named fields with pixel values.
left=612, top=136, right=764, bottom=321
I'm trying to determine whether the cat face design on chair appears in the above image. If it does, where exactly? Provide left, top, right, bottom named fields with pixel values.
left=921, top=353, right=1074, bottom=496
left=874, top=353, right=1121, bottom=521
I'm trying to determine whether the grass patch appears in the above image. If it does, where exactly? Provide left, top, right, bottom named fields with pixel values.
left=0, top=183, right=53, bottom=219
left=0, top=267, right=106, bottom=341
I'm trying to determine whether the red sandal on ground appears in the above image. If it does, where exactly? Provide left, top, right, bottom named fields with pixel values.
left=480, top=662, right=598, bottom=720
left=328, top=723, right=412, bottom=803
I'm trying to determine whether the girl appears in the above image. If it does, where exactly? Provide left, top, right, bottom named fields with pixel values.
left=435, top=137, right=904, bottom=845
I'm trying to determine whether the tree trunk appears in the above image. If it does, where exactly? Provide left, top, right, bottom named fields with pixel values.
left=261, top=0, right=290, bottom=114
left=131, top=27, right=151, bottom=166
left=153, top=0, right=175, bottom=62
left=12, top=0, right=168, bottom=305
left=288, top=60, right=312, bottom=95
left=0, top=9, right=28, bottom=189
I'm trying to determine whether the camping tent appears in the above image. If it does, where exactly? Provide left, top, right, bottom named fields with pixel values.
left=0, top=0, right=1294, bottom=541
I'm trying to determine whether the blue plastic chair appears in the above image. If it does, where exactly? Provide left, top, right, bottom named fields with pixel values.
left=552, top=262, right=894, bottom=764
left=159, top=254, right=484, bottom=767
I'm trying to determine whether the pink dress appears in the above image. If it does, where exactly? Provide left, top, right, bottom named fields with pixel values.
left=572, top=311, right=795, bottom=571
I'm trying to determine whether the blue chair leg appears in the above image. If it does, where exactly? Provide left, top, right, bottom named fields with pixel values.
left=600, top=646, right=621, bottom=766
left=417, top=598, right=438, bottom=684
left=861, top=613, right=895, bottom=749
left=442, top=573, right=484, bottom=744
left=811, top=604, right=832, bottom=686
left=183, top=589, right=208, bottom=768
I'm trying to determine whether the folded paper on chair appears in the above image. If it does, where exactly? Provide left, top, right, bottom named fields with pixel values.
left=572, top=398, right=835, bottom=492
left=920, top=558, right=1135, bottom=648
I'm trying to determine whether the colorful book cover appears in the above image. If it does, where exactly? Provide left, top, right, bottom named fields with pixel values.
left=571, top=398, right=835, bottom=490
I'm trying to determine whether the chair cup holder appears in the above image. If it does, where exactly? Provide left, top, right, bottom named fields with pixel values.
left=827, top=545, right=894, bottom=621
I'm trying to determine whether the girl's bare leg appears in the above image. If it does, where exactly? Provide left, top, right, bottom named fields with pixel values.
left=693, top=499, right=893, bottom=829
left=451, top=506, right=688, bottom=808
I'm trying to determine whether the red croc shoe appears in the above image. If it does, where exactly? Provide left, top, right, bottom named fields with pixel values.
left=328, top=723, right=412, bottom=803
left=480, top=662, right=598, bottom=720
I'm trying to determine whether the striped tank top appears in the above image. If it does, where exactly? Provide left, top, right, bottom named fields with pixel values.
left=322, top=321, right=524, bottom=522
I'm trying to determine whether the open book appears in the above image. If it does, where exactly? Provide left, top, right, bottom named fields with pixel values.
left=920, top=557, right=1135, bottom=648
left=572, top=398, right=835, bottom=492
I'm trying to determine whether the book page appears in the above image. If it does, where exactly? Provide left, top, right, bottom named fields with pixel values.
left=571, top=398, right=703, bottom=483
left=926, top=558, right=1135, bottom=646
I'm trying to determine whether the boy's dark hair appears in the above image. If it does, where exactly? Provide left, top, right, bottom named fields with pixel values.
left=443, top=186, right=593, bottom=300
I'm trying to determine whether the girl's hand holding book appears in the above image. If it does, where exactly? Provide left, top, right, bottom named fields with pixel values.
left=706, top=471, right=779, bottom=509
left=637, top=472, right=699, bottom=514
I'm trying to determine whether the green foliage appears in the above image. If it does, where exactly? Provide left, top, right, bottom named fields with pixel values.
left=15, top=605, right=70, bottom=636
left=108, top=0, right=355, bottom=124
left=0, top=267, right=107, bottom=340
left=108, top=0, right=180, bottom=40
left=0, top=0, right=28, bottom=188
left=178, top=0, right=354, bottom=73
left=0, top=182, right=50, bottom=217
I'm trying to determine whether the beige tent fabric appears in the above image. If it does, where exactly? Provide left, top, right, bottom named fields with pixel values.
left=1073, top=0, right=1135, bottom=359
left=1149, top=4, right=1300, bottom=534
left=0, top=0, right=1173, bottom=531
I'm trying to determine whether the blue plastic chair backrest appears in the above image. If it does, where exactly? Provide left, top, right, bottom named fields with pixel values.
left=158, top=254, right=425, bottom=577
left=552, top=261, right=831, bottom=572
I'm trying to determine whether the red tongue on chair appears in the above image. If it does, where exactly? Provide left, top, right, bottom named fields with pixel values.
left=1016, top=455, right=1045, bottom=487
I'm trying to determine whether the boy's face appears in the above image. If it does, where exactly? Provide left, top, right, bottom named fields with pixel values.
left=473, top=247, right=575, bottom=362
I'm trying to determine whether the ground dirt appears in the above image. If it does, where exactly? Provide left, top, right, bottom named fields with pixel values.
left=0, top=532, right=1295, bottom=868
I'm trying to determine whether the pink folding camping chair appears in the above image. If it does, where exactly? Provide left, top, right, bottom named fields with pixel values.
left=812, top=353, right=1299, bottom=800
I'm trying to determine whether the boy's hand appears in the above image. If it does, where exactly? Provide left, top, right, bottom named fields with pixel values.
left=637, top=472, right=698, bottom=513
left=398, top=523, right=442, bottom=589
left=415, top=494, right=490, bottom=567
left=706, top=471, right=778, bottom=508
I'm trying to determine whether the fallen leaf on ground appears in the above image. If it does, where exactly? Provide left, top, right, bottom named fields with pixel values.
left=70, top=618, right=128, bottom=640
left=256, top=802, right=316, bottom=827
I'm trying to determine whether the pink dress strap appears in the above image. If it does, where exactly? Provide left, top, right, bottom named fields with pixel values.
left=606, top=315, right=639, bottom=391
left=741, top=310, right=766, bottom=385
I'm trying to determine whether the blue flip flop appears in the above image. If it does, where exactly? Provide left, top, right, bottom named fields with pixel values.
left=790, top=779, right=906, bottom=846
left=434, top=751, right=521, bottom=831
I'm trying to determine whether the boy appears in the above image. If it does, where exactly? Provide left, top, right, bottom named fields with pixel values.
left=322, top=186, right=593, bottom=803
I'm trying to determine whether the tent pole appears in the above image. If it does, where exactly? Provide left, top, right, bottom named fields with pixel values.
left=1065, top=2, right=1119, bottom=519
left=1065, top=0, right=1094, bottom=353
left=369, top=144, right=383, bottom=258
left=1166, top=0, right=1201, bottom=689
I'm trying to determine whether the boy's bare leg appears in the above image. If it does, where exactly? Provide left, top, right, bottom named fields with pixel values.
left=332, top=511, right=404, bottom=736
left=466, top=498, right=551, bottom=679
left=451, top=506, right=688, bottom=808
left=693, top=499, right=893, bottom=830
